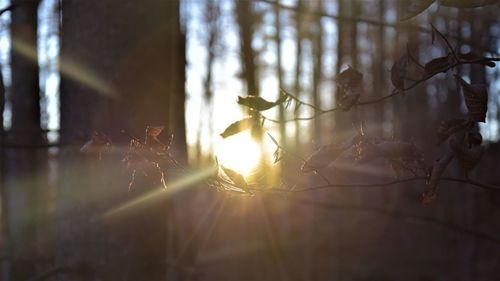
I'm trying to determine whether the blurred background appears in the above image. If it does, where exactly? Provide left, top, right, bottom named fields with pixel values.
left=0, top=0, right=500, bottom=280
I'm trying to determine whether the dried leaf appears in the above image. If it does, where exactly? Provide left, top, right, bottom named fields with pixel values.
left=121, top=134, right=169, bottom=191
left=267, top=133, right=283, bottom=164
left=238, top=95, right=276, bottom=111
left=436, top=118, right=469, bottom=144
left=455, top=75, right=488, bottom=122
left=467, top=130, right=483, bottom=147
left=422, top=189, right=437, bottom=204
left=273, top=148, right=283, bottom=164
left=450, top=139, right=484, bottom=172
left=449, top=130, right=484, bottom=172
left=220, top=117, right=253, bottom=138
left=355, top=138, right=423, bottom=162
left=80, top=131, right=112, bottom=159
left=237, top=91, right=289, bottom=111
left=145, top=126, right=166, bottom=150
left=425, top=150, right=455, bottom=204
left=397, top=0, right=435, bottom=20
left=276, top=91, right=289, bottom=104
left=391, top=55, right=408, bottom=90
left=301, top=136, right=358, bottom=173
left=335, top=67, right=363, bottom=111
left=424, top=53, right=455, bottom=75
left=220, top=166, right=251, bottom=194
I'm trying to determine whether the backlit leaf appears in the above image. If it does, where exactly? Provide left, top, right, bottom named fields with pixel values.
left=220, top=166, right=251, bottom=194
left=237, top=92, right=289, bottom=111
left=237, top=95, right=276, bottom=111
left=220, top=117, right=253, bottom=138
left=301, top=136, right=358, bottom=173
left=455, top=75, right=488, bottom=122
left=145, top=126, right=167, bottom=150
left=80, top=131, right=112, bottom=160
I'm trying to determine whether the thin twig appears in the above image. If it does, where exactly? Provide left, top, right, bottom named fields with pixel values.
left=0, top=0, right=40, bottom=16
left=431, top=24, right=459, bottom=61
left=249, top=176, right=500, bottom=193
left=267, top=132, right=331, bottom=184
left=263, top=56, right=500, bottom=124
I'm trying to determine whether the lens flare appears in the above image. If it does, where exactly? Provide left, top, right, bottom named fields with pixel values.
left=214, top=131, right=268, bottom=176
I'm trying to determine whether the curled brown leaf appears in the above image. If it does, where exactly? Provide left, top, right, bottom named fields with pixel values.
left=455, top=75, right=488, bottom=122
left=80, top=131, right=112, bottom=160
left=436, top=118, right=469, bottom=144
left=391, top=55, right=408, bottom=91
left=335, top=67, right=363, bottom=111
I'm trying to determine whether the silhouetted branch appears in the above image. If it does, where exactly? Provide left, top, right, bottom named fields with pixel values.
left=261, top=133, right=500, bottom=193
left=262, top=56, right=500, bottom=123
left=0, top=0, right=40, bottom=16
left=256, top=0, right=499, bottom=55
left=251, top=176, right=500, bottom=193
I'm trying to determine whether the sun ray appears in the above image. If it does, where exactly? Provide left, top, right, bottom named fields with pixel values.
left=256, top=197, right=290, bottom=281
left=11, top=37, right=115, bottom=97
left=101, top=166, right=217, bottom=219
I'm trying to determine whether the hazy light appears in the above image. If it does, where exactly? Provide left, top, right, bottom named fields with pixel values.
left=11, top=38, right=115, bottom=98
left=214, top=131, right=276, bottom=176
left=101, top=166, right=217, bottom=219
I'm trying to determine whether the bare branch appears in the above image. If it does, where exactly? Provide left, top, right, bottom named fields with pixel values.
left=250, top=176, right=500, bottom=193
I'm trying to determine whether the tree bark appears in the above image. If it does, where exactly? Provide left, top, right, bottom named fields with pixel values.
left=58, top=0, right=186, bottom=280
left=7, top=1, right=42, bottom=279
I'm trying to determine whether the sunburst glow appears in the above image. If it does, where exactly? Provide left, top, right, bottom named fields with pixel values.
left=215, top=131, right=270, bottom=176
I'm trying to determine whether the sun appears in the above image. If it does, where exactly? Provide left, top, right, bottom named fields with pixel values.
left=214, top=131, right=266, bottom=176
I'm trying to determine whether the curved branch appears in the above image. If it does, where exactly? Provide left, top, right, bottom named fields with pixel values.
left=263, top=57, right=500, bottom=124
left=250, top=176, right=500, bottom=193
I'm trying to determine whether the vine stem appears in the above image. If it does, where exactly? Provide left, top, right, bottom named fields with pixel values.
left=263, top=57, right=500, bottom=124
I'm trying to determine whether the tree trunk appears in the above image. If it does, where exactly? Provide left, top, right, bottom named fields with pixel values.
left=6, top=1, right=42, bottom=279
left=58, top=0, right=186, bottom=280
left=235, top=0, right=259, bottom=97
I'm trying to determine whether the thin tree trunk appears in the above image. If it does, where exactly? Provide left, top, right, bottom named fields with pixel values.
left=312, top=0, right=323, bottom=142
left=275, top=0, right=286, bottom=148
left=294, top=0, right=303, bottom=147
left=8, top=1, right=42, bottom=279
left=58, top=1, right=186, bottom=279
left=0, top=64, right=9, bottom=280
left=235, top=0, right=259, bottom=97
